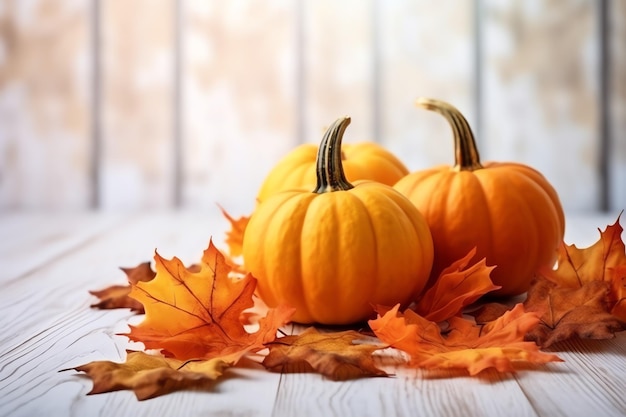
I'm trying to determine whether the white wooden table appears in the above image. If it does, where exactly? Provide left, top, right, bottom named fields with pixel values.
left=1, top=210, right=625, bottom=417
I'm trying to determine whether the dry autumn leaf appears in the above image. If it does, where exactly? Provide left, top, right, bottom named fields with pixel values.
left=125, top=239, right=294, bottom=360
left=468, top=302, right=512, bottom=324
left=70, top=350, right=238, bottom=400
left=414, top=248, right=500, bottom=322
left=369, top=304, right=561, bottom=375
left=473, top=216, right=626, bottom=347
left=541, top=215, right=626, bottom=289
left=524, top=276, right=625, bottom=347
left=90, top=262, right=156, bottom=312
left=524, top=215, right=626, bottom=346
left=263, top=327, right=388, bottom=380
left=219, top=206, right=250, bottom=259
left=610, top=265, right=626, bottom=321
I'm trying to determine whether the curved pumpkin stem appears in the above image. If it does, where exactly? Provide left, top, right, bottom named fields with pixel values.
left=313, top=116, right=354, bottom=193
left=416, top=98, right=483, bottom=171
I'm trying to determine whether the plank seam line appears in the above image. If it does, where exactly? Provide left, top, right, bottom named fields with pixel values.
left=513, top=373, right=542, bottom=417
left=270, top=323, right=294, bottom=417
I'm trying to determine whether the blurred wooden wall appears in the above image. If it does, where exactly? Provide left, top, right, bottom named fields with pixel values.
left=0, top=0, right=624, bottom=214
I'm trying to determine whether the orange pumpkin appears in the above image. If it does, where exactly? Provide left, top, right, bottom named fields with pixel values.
left=394, top=98, right=565, bottom=296
left=256, top=135, right=408, bottom=204
left=243, top=117, right=434, bottom=324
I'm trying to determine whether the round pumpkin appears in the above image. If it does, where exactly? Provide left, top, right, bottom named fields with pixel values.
left=256, top=135, right=409, bottom=204
left=243, top=117, right=434, bottom=324
left=394, top=98, right=565, bottom=296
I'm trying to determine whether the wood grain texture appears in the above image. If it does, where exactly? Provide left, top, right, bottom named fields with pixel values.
left=482, top=0, right=600, bottom=211
left=1, top=212, right=626, bottom=417
left=272, top=367, right=538, bottom=417
left=99, top=0, right=175, bottom=209
left=0, top=210, right=230, bottom=351
left=0, top=0, right=91, bottom=209
left=378, top=0, right=475, bottom=172
left=182, top=0, right=298, bottom=214
left=0, top=211, right=282, bottom=417
left=515, top=334, right=626, bottom=417
left=0, top=211, right=123, bottom=283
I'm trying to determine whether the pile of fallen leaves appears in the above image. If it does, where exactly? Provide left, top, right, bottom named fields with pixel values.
left=68, top=212, right=626, bottom=400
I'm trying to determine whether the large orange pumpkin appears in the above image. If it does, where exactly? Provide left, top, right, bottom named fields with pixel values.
left=394, top=98, right=565, bottom=296
left=256, top=135, right=408, bottom=204
left=243, top=117, right=434, bottom=324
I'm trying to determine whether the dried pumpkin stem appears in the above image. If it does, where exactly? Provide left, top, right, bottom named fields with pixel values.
left=416, top=98, right=483, bottom=171
left=314, top=116, right=354, bottom=193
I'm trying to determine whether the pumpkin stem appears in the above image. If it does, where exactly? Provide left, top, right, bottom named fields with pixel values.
left=313, top=116, right=354, bottom=193
left=416, top=98, right=483, bottom=171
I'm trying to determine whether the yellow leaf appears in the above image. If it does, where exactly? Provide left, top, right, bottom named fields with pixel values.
left=71, top=350, right=237, bottom=400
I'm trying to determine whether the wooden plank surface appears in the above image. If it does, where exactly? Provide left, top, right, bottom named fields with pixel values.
left=301, top=0, right=374, bottom=144
left=481, top=0, right=601, bottom=212
left=182, top=0, right=298, bottom=213
left=0, top=210, right=283, bottom=417
left=609, top=0, right=626, bottom=210
left=1, top=1, right=622, bottom=213
left=378, top=0, right=475, bottom=171
left=272, top=359, right=538, bottom=417
left=514, top=335, right=626, bottom=417
left=0, top=0, right=92, bottom=209
left=99, top=0, right=175, bottom=209
left=0, top=211, right=123, bottom=283
left=1, top=212, right=625, bottom=417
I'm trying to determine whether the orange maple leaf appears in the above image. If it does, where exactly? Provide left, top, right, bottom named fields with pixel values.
left=90, top=262, right=156, bottom=312
left=414, top=248, right=500, bottom=322
left=541, top=214, right=626, bottom=289
left=369, top=304, right=562, bottom=375
left=124, top=239, right=294, bottom=360
left=219, top=205, right=250, bottom=259
left=263, top=327, right=388, bottom=380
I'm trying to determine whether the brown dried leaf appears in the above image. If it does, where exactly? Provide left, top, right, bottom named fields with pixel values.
left=263, top=327, right=388, bottom=381
left=524, top=276, right=626, bottom=348
left=90, top=262, right=156, bottom=312
left=122, top=262, right=158, bottom=285
left=70, top=350, right=237, bottom=400
left=468, top=302, right=513, bottom=324
left=610, top=265, right=626, bottom=321
left=521, top=215, right=626, bottom=346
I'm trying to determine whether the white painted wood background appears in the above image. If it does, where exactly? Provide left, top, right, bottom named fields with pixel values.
left=0, top=0, right=624, bottom=214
